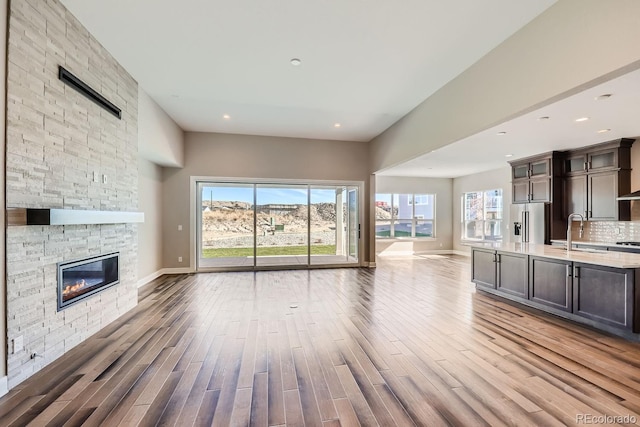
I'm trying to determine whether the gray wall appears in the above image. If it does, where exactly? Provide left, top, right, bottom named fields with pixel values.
left=138, top=87, right=184, bottom=167
left=162, top=132, right=372, bottom=268
left=375, top=176, right=453, bottom=254
left=370, top=0, right=640, bottom=174
left=452, top=167, right=512, bottom=253
left=137, top=87, right=183, bottom=282
left=138, top=158, right=164, bottom=281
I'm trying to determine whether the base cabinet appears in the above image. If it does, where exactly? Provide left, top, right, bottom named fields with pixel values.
left=529, top=256, right=572, bottom=312
left=471, top=248, right=496, bottom=289
left=497, top=252, right=528, bottom=299
left=472, top=248, right=639, bottom=334
left=573, top=263, right=635, bottom=330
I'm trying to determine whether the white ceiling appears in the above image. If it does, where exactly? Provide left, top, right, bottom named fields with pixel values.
left=61, top=0, right=556, bottom=143
left=377, top=67, right=640, bottom=178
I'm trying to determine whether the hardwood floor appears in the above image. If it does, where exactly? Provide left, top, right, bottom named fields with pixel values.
left=1, top=254, right=640, bottom=426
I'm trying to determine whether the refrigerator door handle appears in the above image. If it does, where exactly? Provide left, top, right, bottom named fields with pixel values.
left=522, top=210, right=529, bottom=243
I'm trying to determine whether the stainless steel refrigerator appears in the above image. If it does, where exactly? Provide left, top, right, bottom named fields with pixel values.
left=510, top=203, right=550, bottom=244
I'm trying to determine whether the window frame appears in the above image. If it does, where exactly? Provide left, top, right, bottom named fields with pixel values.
left=375, top=193, right=436, bottom=239
left=462, top=189, right=503, bottom=242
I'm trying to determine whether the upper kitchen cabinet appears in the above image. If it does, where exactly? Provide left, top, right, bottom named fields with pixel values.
left=510, top=152, right=561, bottom=204
left=564, top=138, right=633, bottom=176
left=563, top=138, right=634, bottom=221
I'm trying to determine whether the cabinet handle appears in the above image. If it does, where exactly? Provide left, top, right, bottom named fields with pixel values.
left=566, top=265, right=572, bottom=278
left=574, top=266, right=580, bottom=279
left=497, top=254, right=501, bottom=264
left=584, top=161, right=588, bottom=171
left=492, top=253, right=497, bottom=263
left=587, top=161, right=592, bottom=170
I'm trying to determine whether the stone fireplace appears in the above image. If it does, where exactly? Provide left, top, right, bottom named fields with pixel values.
left=5, top=0, right=139, bottom=388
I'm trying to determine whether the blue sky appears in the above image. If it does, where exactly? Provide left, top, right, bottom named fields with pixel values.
left=202, top=186, right=337, bottom=204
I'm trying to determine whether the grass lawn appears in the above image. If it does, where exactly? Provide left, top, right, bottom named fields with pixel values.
left=202, top=245, right=336, bottom=258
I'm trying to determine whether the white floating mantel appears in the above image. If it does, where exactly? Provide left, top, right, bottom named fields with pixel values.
left=6, top=208, right=145, bottom=226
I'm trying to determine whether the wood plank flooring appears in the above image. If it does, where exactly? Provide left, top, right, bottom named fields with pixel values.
left=1, top=254, right=640, bottom=426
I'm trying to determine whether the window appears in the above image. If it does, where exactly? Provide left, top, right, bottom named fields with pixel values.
left=462, top=189, right=503, bottom=241
left=375, top=193, right=435, bottom=238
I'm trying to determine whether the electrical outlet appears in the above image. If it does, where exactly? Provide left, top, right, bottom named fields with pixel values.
left=102, top=174, right=108, bottom=184
left=93, top=171, right=99, bottom=183
left=12, top=336, right=23, bottom=354
left=178, top=225, right=183, bottom=231
left=178, top=256, right=183, bottom=263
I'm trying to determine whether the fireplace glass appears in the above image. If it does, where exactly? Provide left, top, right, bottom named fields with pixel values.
left=57, top=252, right=119, bottom=310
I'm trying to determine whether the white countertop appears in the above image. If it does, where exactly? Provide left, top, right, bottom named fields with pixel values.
left=550, top=239, right=618, bottom=248
left=470, top=242, right=640, bottom=269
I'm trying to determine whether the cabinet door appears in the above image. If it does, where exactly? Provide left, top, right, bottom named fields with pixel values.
left=497, top=252, right=528, bottom=298
left=471, top=249, right=496, bottom=289
left=573, top=263, right=634, bottom=330
left=529, top=256, right=572, bottom=312
left=512, top=164, right=529, bottom=180
left=588, top=172, right=617, bottom=220
left=530, top=159, right=550, bottom=178
left=530, top=178, right=550, bottom=202
left=564, top=154, right=586, bottom=175
left=512, top=181, right=530, bottom=203
left=587, top=149, right=617, bottom=172
left=565, top=175, right=587, bottom=218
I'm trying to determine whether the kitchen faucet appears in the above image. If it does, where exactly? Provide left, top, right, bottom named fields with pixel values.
left=566, top=213, right=584, bottom=251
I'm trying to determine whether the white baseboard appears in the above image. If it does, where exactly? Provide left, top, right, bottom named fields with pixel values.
left=377, top=250, right=414, bottom=257
left=137, top=268, right=193, bottom=287
left=413, top=250, right=455, bottom=255
left=161, top=267, right=192, bottom=275
left=137, top=270, right=164, bottom=288
left=0, top=376, right=8, bottom=397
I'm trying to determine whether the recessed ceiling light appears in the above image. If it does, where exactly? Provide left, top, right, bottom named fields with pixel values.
left=334, top=123, right=341, bottom=128
left=575, top=117, right=590, bottom=122
left=497, top=131, right=507, bottom=135
left=595, top=93, right=612, bottom=101
left=290, top=58, right=302, bottom=66
left=538, top=116, right=550, bottom=121
left=597, top=129, right=611, bottom=133
left=223, top=114, right=230, bottom=120
left=505, top=154, right=513, bottom=158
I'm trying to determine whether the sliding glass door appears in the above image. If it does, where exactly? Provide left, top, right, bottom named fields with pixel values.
left=198, top=182, right=255, bottom=269
left=256, top=184, right=309, bottom=267
left=197, top=180, right=360, bottom=270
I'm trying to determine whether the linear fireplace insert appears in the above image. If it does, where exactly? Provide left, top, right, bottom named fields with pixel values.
left=57, top=252, right=120, bottom=310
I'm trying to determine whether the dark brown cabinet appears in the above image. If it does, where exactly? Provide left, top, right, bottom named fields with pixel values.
left=529, top=256, right=572, bottom=312
left=471, top=248, right=497, bottom=289
left=472, top=249, right=528, bottom=297
left=497, top=251, right=528, bottom=298
left=472, top=248, right=640, bottom=334
left=573, top=263, right=635, bottom=331
left=510, top=155, right=554, bottom=203
left=509, top=152, right=564, bottom=239
left=563, top=139, right=634, bottom=221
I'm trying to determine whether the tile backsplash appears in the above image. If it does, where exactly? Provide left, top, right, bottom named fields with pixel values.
left=570, top=220, right=640, bottom=243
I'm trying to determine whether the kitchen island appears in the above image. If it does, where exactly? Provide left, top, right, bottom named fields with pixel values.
left=470, top=242, right=640, bottom=338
